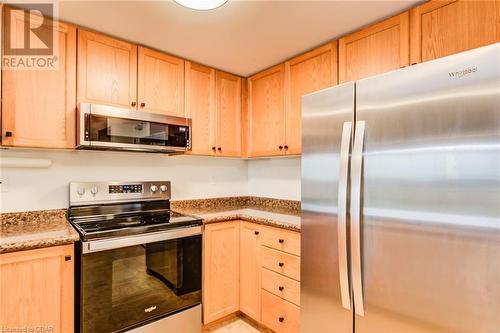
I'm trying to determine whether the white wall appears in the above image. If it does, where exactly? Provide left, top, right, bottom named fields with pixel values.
left=0, top=150, right=301, bottom=213
left=0, top=149, right=248, bottom=213
left=247, top=157, right=301, bottom=201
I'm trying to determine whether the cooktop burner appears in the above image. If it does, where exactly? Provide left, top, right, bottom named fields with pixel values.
left=68, top=196, right=201, bottom=241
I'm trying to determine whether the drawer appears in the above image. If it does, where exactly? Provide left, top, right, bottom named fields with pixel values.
left=261, top=246, right=300, bottom=281
left=262, top=268, right=300, bottom=306
left=261, top=290, right=300, bottom=333
left=261, top=226, right=300, bottom=256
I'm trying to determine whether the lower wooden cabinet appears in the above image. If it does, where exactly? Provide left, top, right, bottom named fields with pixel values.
left=239, top=222, right=262, bottom=321
left=261, top=290, right=300, bottom=333
left=203, top=221, right=240, bottom=323
left=203, top=220, right=301, bottom=331
left=0, top=244, right=74, bottom=333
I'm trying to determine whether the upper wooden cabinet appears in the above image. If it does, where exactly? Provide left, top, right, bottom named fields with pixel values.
left=216, top=71, right=242, bottom=157
left=77, top=29, right=137, bottom=108
left=138, top=47, right=185, bottom=116
left=2, top=11, right=76, bottom=148
left=0, top=245, right=74, bottom=333
left=240, top=222, right=262, bottom=322
left=185, top=62, right=216, bottom=155
left=410, top=0, right=500, bottom=64
left=186, top=63, right=242, bottom=157
left=203, top=221, right=240, bottom=324
left=339, top=12, right=410, bottom=83
left=248, top=64, right=286, bottom=157
left=284, top=42, right=338, bottom=155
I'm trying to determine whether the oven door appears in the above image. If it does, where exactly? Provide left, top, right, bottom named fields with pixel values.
left=79, top=228, right=201, bottom=333
left=77, top=103, right=191, bottom=152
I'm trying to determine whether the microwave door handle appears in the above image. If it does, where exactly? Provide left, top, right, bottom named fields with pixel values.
left=350, top=120, right=365, bottom=316
left=338, top=121, right=352, bottom=310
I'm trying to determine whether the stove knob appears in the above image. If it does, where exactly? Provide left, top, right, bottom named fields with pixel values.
left=90, top=185, right=99, bottom=196
left=150, top=184, right=158, bottom=193
left=160, top=184, right=168, bottom=193
left=77, top=186, right=85, bottom=196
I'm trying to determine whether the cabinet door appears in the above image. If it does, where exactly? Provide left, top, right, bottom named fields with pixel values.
left=138, top=47, right=185, bottom=116
left=2, top=12, right=76, bottom=148
left=339, top=12, right=410, bottom=83
left=77, top=29, right=137, bottom=108
left=284, top=42, right=337, bottom=155
left=0, top=245, right=74, bottom=333
left=203, top=221, right=240, bottom=323
left=216, top=71, right=241, bottom=157
left=185, top=62, right=216, bottom=155
left=248, top=64, right=286, bottom=157
left=410, top=0, right=500, bottom=64
left=240, top=222, right=262, bottom=322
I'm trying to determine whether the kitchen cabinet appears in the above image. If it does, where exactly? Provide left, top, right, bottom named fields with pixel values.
left=203, top=221, right=240, bottom=323
left=410, top=0, right=500, bottom=64
left=0, top=245, right=74, bottom=333
left=77, top=29, right=137, bottom=108
left=248, top=64, right=286, bottom=157
left=138, top=46, right=185, bottom=116
left=185, top=62, right=216, bottom=155
left=284, top=42, right=337, bottom=155
left=215, top=71, right=242, bottom=157
left=185, top=63, right=242, bottom=157
left=239, top=222, right=262, bottom=322
left=338, top=12, right=410, bottom=83
left=2, top=10, right=76, bottom=148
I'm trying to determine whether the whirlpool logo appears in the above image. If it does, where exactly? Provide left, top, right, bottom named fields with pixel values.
left=449, top=66, right=477, bottom=78
left=144, top=305, right=157, bottom=313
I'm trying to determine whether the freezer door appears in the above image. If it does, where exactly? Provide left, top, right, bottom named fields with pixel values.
left=354, top=43, right=500, bottom=332
left=301, top=82, right=354, bottom=333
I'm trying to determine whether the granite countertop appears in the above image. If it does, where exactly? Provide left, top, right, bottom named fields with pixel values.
left=0, top=196, right=300, bottom=254
left=172, top=197, right=301, bottom=232
left=0, top=210, right=79, bottom=254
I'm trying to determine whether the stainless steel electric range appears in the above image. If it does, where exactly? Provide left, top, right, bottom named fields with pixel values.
left=68, top=181, right=202, bottom=333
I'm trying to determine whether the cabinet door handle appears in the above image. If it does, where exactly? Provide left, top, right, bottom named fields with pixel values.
left=278, top=262, right=284, bottom=267
left=254, top=231, right=259, bottom=235
left=278, top=317, right=284, bottom=323
left=284, top=145, right=288, bottom=150
left=64, top=255, right=72, bottom=261
left=140, top=102, right=146, bottom=107
left=278, top=145, right=283, bottom=150
left=217, top=147, right=222, bottom=151
left=212, top=147, right=216, bottom=151
left=5, top=131, right=12, bottom=137
left=278, top=239, right=284, bottom=244
left=278, top=286, right=284, bottom=291
left=131, top=101, right=137, bottom=107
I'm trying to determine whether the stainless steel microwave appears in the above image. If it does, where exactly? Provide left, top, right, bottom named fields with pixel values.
left=77, top=103, right=191, bottom=153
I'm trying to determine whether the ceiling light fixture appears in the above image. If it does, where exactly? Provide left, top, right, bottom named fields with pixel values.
left=174, top=0, right=228, bottom=11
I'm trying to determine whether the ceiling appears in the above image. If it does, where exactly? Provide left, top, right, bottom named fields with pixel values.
left=53, top=0, right=420, bottom=77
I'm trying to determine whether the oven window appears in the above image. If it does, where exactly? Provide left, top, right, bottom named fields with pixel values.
left=88, top=114, right=189, bottom=148
left=81, top=235, right=201, bottom=333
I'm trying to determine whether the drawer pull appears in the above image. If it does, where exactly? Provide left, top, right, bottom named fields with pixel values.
left=278, top=239, right=284, bottom=243
left=279, top=317, right=285, bottom=323
left=278, top=262, right=284, bottom=267
left=278, top=286, right=284, bottom=291
left=254, top=231, right=260, bottom=235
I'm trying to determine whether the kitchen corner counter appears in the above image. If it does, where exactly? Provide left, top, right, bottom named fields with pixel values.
left=0, top=210, right=79, bottom=254
left=172, top=197, right=301, bottom=232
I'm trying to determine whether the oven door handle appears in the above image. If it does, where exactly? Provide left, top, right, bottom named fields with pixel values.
left=81, top=226, right=202, bottom=254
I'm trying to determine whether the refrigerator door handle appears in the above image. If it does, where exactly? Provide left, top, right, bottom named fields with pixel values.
left=338, top=121, right=352, bottom=310
left=350, top=120, right=365, bottom=317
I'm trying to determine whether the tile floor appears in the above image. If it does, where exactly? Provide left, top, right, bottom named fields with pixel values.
left=210, top=319, right=261, bottom=333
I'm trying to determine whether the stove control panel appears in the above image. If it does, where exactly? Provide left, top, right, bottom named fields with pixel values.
left=70, top=181, right=171, bottom=206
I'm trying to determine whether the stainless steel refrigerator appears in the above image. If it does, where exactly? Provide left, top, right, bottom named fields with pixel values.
left=301, top=43, right=500, bottom=333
